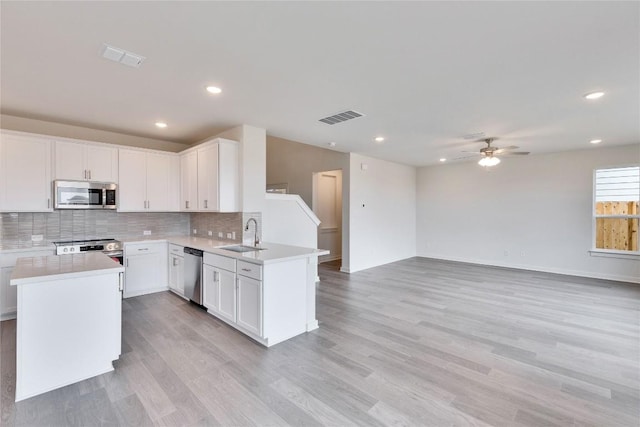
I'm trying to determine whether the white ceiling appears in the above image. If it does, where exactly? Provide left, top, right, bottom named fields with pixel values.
left=1, top=2, right=638, bottom=166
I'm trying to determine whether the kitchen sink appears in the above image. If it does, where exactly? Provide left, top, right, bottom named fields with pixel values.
left=221, top=245, right=265, bottom=253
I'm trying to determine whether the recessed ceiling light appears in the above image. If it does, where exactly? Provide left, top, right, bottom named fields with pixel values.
left=590, top=139, right=602, bottom=144
left=439, top=158, right=447, bottom=162
left=206, top=86, right=222, bottom=94
left=155, top=122, right=168, bottom=128
left=584, top=91, right=605, bottom=100
left=374, top=136, right=385, bottom=143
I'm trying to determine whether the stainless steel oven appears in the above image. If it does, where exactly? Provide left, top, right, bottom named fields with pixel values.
left=54, top=180, right=117, bottom=210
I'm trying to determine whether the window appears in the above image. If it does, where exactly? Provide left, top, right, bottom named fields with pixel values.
left=593, top=166, right=639, bottom=254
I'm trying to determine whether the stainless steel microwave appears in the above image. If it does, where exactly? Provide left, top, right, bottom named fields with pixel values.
left=53, top=180, right=117, bottom=210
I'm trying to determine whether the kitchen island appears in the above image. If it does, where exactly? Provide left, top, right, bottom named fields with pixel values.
left=10, top=252, right=124, bottom=402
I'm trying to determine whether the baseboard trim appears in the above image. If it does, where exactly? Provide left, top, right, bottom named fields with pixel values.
left=416, top=253, right=640, bottom=284
left=1, top=312, right=16, bottom=322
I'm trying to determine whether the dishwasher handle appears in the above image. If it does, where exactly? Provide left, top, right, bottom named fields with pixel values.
left=184, top=247, right=203, bottom=257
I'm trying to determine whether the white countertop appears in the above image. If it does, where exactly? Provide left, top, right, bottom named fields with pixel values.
left=10, top=252, right=124, bottom=286
left=124, top=235, right=329, bottom=265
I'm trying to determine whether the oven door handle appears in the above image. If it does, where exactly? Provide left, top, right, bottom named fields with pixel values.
left=103, top=250, right=124, bottom=257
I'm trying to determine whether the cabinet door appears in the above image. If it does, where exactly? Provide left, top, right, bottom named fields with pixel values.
left=118, top=149, right=147, bottom=211
left=124, top=253, right=159, bottom=298
left=146, top=152, right=171, bottom=211
left=218, top=141, right=239, bottom=212
left=86, top=145, right=118, bottom=182
left=54, top=140, right=86, bottom=181
left=204, top=266, right=236, bottom=323
left=169, top=254, right=184, bottom=295
left=180, top=151, right=198, bottom=210
left=202, top=264, right=219, bottom=311
left=197, top=144, right=218, bottom=211
left=0, top=133, right=52, bottom=212
left=237, top=275, right=262, bottom=336
left=218, top=268, right=236, bottom=323
left=168, top=155, right=181, bottom=211
left=0, top=267, right=16, bottom=318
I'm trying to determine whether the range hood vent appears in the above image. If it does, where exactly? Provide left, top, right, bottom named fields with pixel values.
left=319, top=110, right=364, bottom=125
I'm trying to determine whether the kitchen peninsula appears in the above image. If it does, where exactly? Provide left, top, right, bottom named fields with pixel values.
left=10, top=252, right=124, bottom=402
left=125, top=236, right=329, bottom=347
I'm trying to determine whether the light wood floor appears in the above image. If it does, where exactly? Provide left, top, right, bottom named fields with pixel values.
left=1, top=257, right=639, bottom=426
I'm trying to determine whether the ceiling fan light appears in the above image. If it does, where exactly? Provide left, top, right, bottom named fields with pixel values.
left=478, top=156, right=500, bottom=167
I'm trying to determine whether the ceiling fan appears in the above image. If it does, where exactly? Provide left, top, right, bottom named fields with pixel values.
left=462, top=137, right=530, bottom=167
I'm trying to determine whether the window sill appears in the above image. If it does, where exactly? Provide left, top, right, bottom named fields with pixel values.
left=589, top=249, right=640, bottom=260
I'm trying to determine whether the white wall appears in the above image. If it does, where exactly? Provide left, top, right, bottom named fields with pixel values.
left=263, top=194, right=320, bottom=249
left=416, top=144, right=640, bottom=283
left=347, top=153, right=416, bottom=273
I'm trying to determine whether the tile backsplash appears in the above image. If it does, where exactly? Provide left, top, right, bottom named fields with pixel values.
left=190, top=212, right=262, bottom=244
left=0, top=211, right=262, bottom=249
left=0, top=211, right=189, bottom=249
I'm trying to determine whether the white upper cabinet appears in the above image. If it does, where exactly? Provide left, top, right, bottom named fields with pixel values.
left=180, top=151, right=198, bottom=211
left=118, top=149, right=179, bottom=212
left=54, top=140, right=118, bottom=182
left=0, top=132, right=52, bottom=212
left=197, top=144, right=219, bottom=211
left=182, top=138, right=239, bottom=212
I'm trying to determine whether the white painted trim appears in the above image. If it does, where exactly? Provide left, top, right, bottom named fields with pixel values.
left=589, top=249, right=640, bottom=260
left=306, top=320, right=319, bottom=331
left=319, top=255, right=341, bottom=263
left=0, top=312, right=16, bottom=321
left=123, top=286, right=169, bottom=299
left=265, top=193, right=321, bottom=225
left=339, top=267, right=351, bottom=273
left=417, top=253, right=640, bottom=284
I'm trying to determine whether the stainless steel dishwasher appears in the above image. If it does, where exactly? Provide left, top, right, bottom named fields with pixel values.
left=183, top=247, right=204, bottom=305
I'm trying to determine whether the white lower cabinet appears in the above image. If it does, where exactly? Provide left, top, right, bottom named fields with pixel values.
left=203, top=253, right=237, bottom=324
left=0, top=248, right=55, bottom=319
left=236, top=275, right=262, bottom=337
left=168, top=244, right=184, bottom=297
left=203, top=264, right=237, bottom=323
left=200, top=251, right=311, bottom=347
left=124, top=242, right=168, bottom=298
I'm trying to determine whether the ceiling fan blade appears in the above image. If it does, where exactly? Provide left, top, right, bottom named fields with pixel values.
left=461, top=150, right=481, bottom=154
left=497, top=151, right=530, bottom=156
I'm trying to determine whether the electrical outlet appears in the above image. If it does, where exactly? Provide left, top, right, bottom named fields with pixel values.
left=143, top=230, right=151, bottom=236
left=231, top=231, right=236, bottom=240
left=218, top=232, right=223, bottom=238
left=521, top=250, right=526, bottom=257
left=503, top=250, right=509, bottom=257
left=208, top=231, right=213, bottom=236
left=193, top=229, right=197, bottom=235
left=226, top=232, right=233, bottom=239
left=31, top=234, right=43, bottom=242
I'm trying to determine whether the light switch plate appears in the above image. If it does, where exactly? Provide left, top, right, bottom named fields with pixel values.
left=208, top=231, right=213, bottom=236
left=218, top=232, right=223, bottom=238
left=31, top=234, right=43, bottom=242
left=143, top=230, right=151, bottom=236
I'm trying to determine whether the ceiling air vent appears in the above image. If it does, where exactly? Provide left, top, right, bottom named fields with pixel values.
left=101, top=43, right=145, bottom=68
left=319, top=110, right=364, bottom=125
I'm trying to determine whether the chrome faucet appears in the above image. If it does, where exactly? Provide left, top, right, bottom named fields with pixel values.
left=245, top=218, right=260, bottom=247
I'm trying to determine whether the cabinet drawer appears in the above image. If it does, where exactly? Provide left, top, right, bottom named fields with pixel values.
left=204, top=252, right=236, bottom=272
left=169, top=244, right=184, bottom=256
left=237, top=260, right=262, bottom=280
left=125, top=242, right=163, bottom=255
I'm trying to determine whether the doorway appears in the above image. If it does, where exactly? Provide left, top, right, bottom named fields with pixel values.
left=312, top=170, right=342, bottom=264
